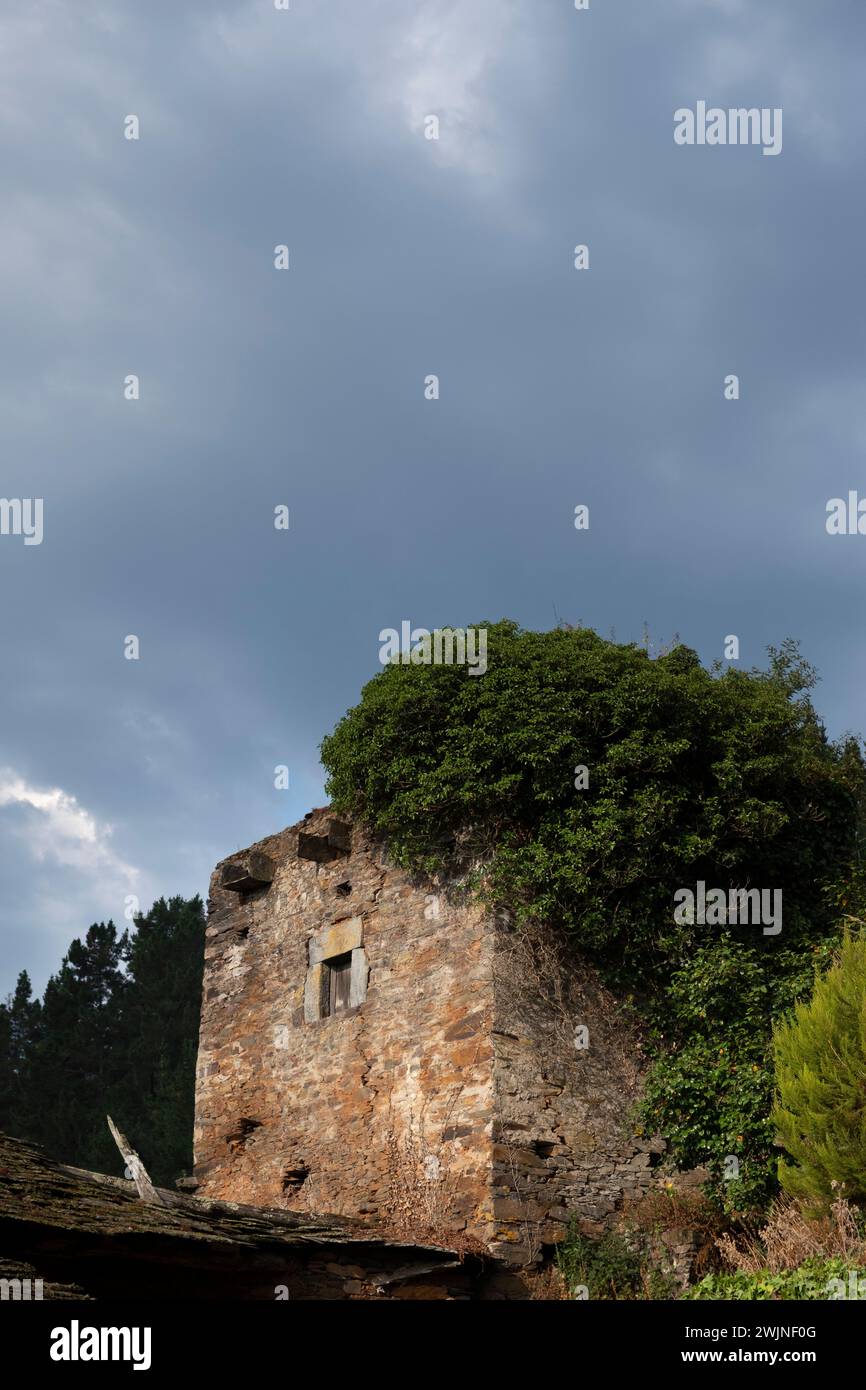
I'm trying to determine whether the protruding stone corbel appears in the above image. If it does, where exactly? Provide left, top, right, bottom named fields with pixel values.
left=297, top=820, right=352, bottom=863
left=220, top=850, right=275, bottom=893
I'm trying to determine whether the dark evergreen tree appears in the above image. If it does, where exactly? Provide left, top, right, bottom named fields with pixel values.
left=26, top=922, right=129, bottom=1173
left=0, top=896, right=205, bottom=1187
left=0, top=971, right=42, bottom=1137
left=114, top=895, right=206, bottom=1183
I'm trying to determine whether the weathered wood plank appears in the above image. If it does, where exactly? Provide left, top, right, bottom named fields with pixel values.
left=106, top=1115, right=167, bottom=1206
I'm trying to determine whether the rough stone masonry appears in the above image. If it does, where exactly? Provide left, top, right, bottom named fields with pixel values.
left=193, top=807, right=662, bottom=1265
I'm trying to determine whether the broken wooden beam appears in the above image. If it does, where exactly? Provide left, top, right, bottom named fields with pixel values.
left=106, top=1116, right=167, bottom=1206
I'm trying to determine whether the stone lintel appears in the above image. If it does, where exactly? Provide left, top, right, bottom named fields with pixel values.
left=309, top=917, right=364, bottom=965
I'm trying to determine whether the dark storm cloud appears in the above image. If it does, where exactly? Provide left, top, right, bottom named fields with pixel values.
left=1, top=0, right=864, bottom=991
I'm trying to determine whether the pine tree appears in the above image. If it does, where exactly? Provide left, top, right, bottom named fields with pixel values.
left=115, top=895, right=206, bottom=1183
left=27, top=922, right=129, bottom=1172
left=0, top=971, right=42, bottom=1136
left=0, top=898, right=206, bottom=1185
left=772, top=932, right=866, bottom=1206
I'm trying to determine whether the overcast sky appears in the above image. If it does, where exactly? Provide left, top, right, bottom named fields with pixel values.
left=1, top=0, right=864, bottom=995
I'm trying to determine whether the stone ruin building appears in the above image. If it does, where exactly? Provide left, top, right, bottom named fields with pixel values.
left=193, top=807, right=665, bottom=1275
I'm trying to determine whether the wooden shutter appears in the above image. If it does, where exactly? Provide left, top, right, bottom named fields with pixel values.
left=326, top=954, right=353, bottom=1015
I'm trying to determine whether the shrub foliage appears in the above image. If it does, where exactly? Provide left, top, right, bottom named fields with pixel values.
left=322, top=620, right=866, bottom=1206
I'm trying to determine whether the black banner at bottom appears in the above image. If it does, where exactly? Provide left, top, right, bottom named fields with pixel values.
left=4, top=1296, right=859, bottom=1376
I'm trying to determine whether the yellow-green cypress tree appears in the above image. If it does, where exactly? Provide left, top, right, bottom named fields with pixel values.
left=772, top=932, right=866, bottom=1205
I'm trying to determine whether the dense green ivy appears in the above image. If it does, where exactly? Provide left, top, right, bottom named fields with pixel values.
left=322, top=621, right=866, bottom=1210
left=684, top=1259, right=866, bottom=1300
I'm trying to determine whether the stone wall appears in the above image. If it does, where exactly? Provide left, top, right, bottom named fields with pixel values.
left=194, top=809, right=661, bottom=1265
left=488, top=924, right=662, bottom=1264
left=194, top=809, right=497, bottom=1243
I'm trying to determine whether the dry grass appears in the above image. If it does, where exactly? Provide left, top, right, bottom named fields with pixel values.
left=621, top=1186, right=729, bottom=1280
left=384, top=1128, right=453, bottom=1234
left=380, top=1127, right=485, bottom=1257
left=526, top=1264, right=571, bottom=1300
left=717, top=1195, right=866, bottom=1275
left=625, top=1186, right=723, bottom=1238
